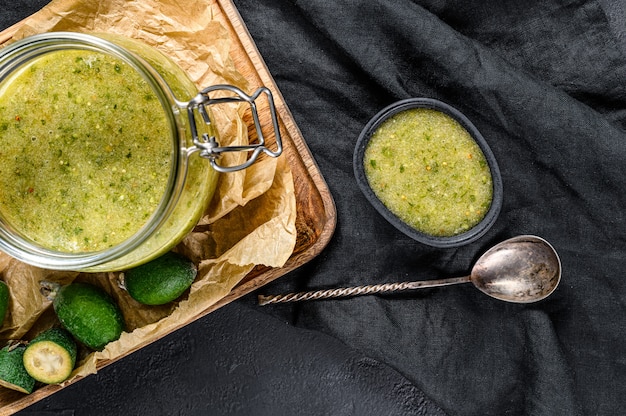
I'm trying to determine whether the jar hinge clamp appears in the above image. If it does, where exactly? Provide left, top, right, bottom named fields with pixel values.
left=187, top=85, right=283, bottom=173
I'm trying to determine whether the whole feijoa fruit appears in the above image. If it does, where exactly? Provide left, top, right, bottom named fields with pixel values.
left=123, top=251, right=197, bottom=305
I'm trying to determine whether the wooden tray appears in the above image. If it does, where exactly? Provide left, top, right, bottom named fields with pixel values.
left=0, top=0, right=336, bottom=413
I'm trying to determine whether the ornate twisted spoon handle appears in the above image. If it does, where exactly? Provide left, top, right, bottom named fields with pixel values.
left=258, top=276, right=471, bottom=305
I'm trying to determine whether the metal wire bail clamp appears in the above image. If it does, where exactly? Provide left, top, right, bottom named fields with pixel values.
left=187, top=84, right=283, bottom=173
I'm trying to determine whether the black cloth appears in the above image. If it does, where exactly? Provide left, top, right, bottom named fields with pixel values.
left=6, top=0, right=626, bottom=415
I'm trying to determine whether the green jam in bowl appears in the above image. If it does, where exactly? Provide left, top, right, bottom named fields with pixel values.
left=354, top=98, right=502, bottom=248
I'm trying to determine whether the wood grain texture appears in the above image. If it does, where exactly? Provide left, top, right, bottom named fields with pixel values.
left=0, top=0, right=336, bottom=413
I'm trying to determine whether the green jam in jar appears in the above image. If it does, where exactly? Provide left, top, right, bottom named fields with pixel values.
left=0, top=49, right=171, bottom=252
left=0, top=32, right=224, bottom=271
left=363, top=108, right=493, bottom=237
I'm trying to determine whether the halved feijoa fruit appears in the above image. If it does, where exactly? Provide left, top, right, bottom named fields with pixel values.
left=23, top=327, right=77, bottom=384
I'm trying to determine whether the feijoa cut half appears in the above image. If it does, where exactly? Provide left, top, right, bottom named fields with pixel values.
left=23, top=327, right=77, bottom=384
left=123, top=251, right=197, bottom=305
left=0, top=343, right=35, bottom=394
left=43, top=281, right=125, bottom=350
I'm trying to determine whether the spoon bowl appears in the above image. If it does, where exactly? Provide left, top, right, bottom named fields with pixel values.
left=470, top=235, right=561, bottom=303
left=258, top=235, right=561, bottom=305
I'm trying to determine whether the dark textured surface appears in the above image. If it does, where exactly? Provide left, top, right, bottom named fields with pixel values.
left=3, top=0, right=626, bottom=415
left=16, top=303, right=445, bottom=415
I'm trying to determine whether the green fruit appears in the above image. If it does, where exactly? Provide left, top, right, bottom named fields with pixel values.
left=0, top=281, right=9, bottom=326
left=123, top=251, right=197, bottom=305
left=23, top=328, right=77, bottom=384
left=51, top=282, right=125, bottom=350
left=0, top=344, right=35, bottom=394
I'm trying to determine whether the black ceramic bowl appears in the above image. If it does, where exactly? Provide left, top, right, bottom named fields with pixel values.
left=353, top=98, right=503, bottom=248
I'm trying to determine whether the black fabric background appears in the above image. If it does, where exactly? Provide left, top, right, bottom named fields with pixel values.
left=4, top=1, right=626, bottom=415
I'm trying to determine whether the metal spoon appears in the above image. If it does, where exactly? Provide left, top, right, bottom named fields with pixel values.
left=258, top=235, right=561, bottom=305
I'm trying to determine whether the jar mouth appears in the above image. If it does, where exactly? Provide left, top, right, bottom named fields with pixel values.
left=0, top=32, right=182, bottom=269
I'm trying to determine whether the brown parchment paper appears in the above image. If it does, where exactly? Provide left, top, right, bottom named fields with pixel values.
left=0, top=0, right=297, bottom=381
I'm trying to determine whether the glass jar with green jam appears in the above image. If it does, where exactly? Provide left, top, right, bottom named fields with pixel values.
left=0, top=32, right=282, bottom=271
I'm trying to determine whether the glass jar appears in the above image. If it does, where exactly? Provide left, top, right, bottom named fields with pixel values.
left=0, top=32, right=282, bottom=271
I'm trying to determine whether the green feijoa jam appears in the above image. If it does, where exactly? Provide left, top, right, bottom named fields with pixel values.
left=50, top=282, right=125, bottom=350
left=123, top=251, right=197, bottom=305
left=0, top=344, right=35, bottom=394
left=0, top=281, right=9, bottom=326
left=0, top=49, right=172, bottom=253
left=364, top=108, right=493, bottom=237
left=23, top=327, right=77, bottom=384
